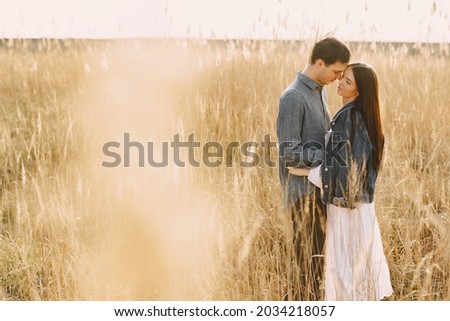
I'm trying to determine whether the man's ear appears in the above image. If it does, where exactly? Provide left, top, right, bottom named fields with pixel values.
left=315, top=58, right=325, bottom=68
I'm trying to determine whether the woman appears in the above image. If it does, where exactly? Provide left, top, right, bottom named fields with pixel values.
left=289, top=62, right=393, bottom=300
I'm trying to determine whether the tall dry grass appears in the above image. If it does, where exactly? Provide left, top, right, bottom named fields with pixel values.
left=0, top=38, right=449, bottom=300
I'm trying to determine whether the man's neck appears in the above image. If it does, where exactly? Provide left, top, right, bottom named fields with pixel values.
left=302, top=65, right=320, bottom=84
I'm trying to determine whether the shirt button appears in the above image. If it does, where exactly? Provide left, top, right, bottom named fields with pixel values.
left=324, top=168, right=328, bottom=171
left=324, top=185, right=328, bottom=188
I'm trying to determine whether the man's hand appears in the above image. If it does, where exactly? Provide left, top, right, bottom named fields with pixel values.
left=287, top=167, right=310, bottom=176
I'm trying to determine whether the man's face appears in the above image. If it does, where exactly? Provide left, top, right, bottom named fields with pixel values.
left=317, top=60, right=347, bottom=85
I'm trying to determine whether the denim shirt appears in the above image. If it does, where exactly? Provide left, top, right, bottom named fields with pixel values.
left=277, top=73, right=331, bottom=208
left=321, top=101, right=378, bottom=208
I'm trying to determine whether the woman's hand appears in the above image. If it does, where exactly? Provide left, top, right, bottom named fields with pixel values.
left=287, top=167, right=311, bottom=176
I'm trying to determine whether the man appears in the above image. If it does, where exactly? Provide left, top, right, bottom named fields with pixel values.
left=277, top=37, right=350, bottom=300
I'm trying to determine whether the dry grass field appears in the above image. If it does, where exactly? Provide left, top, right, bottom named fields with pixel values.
left=0, top=38, right=449, bottom=300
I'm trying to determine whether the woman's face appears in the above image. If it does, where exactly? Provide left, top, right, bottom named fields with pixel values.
left=337, top=67, right=358, bottom=100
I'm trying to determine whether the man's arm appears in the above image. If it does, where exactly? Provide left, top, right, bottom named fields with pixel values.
left=277, top=91, right=324, bottom=168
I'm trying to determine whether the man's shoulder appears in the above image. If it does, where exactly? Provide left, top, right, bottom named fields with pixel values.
left=280, top=83, right=308, bottom=102
left=279, top=90, right=307, bottom=112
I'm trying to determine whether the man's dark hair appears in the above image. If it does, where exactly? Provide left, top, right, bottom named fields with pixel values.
left=310, top=37, right=351, bottom=65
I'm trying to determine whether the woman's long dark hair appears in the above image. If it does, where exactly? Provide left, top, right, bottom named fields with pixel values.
left=349, top=62, right=384, bottom=171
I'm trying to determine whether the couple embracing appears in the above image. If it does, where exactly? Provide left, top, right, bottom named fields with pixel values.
left=277, top=37, right=393, bottom=301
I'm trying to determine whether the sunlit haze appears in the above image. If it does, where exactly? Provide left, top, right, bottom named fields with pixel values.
left=0, top=0, right=448, bottom=42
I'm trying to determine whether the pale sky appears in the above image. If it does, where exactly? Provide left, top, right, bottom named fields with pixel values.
left=0, top=0, right=448, bottom=42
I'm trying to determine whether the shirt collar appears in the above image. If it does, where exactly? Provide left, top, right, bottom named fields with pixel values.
left=297, top=72, right=322, bottom=91
left=331, top=101, right=357, bottom=122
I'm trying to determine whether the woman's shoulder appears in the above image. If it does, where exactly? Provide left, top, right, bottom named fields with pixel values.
left=335, top=105, right=370, bottom=140
left=351, top=109, right=372, bottom=143
left=332, top=101, right=357, bottom=122
left=352, top=108, right=364, bottom=122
